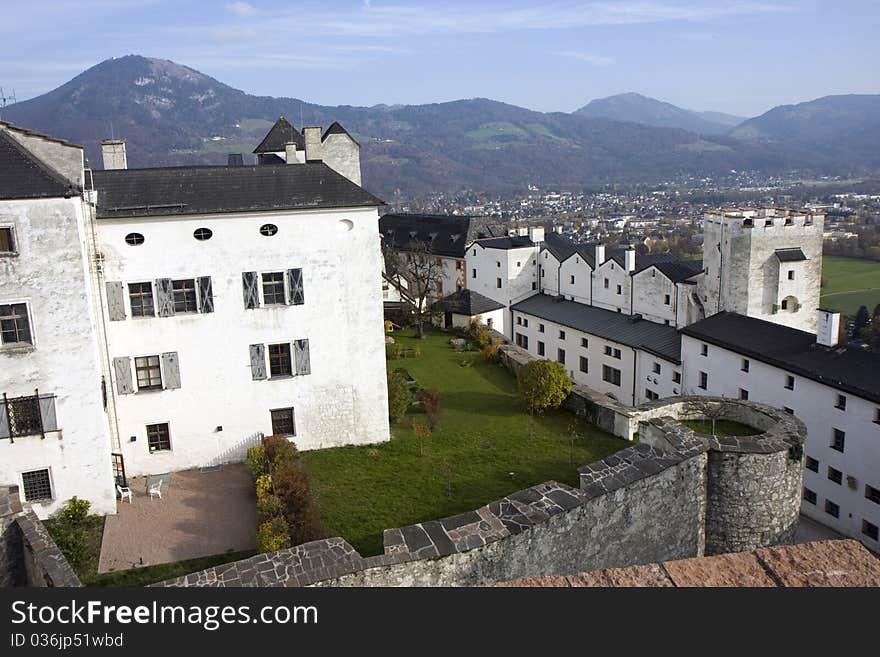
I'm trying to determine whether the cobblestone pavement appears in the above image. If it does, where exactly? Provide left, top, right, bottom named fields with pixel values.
left=98, top=464, right=256, bottom=573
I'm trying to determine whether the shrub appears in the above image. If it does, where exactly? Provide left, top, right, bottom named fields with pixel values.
left=517, top=359, right=572, bottom=414
left=257, top=494, right=284, bottom=524
left=47, top=497, right=91, bottom=572
left=255, top=474, right=274, bottom=500
left=419, top=388, right=442, bottom=428
left=385, top=343, right=402, bottom=360
left=256, top=516, right=291, bottom=553
left=466, top=318, right=490, bottom=349
left=384, top=319, right=394, bottom=333
left=245, top=445, right=268, bottom=479
left=460, top=358, right=473, bottom=368
left=263, top=435, right=299, bottom=470
left=483, top=339, right=502, bottom=363
left=387, top=370, right=410, bottom=423
left=273, top=460, right=326, bottom=546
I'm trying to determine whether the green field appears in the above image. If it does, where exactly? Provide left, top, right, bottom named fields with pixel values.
left=820, top=256, right=880, bottom=315
left=302, top=330, right=627, bottom=556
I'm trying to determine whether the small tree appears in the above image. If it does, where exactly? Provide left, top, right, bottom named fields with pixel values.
left=387, top=370, right=410, bottom=423
left=384, top=240, right=445, bottom=338
left=684, top=397, right=733, bottom=436
left=412, top=419, right=431, bottom=456
left=517, top=359, right=572, bottom=414
left=854, top=305, right=870, bottom=338
left=419, top=388, right=442, bottom=428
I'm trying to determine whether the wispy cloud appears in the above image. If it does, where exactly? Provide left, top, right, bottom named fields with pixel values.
left=557, top=51, right=614, bottom=66
left=225, top=1, right=256, bottom=18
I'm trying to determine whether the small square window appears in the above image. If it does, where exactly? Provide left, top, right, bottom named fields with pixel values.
left=805, top=456, right=819, bottom=472
left=787, top=270, right=795, bottom=280
left=172, top=279, right=198, bottom=313
left=784, top=407, right=794, bottom=415
left=0, top=303, right=32, bottom=345
left=268, top=343, right=292, bottom=377
left=827, top=467, right=843, bottom=485
left=537, top=341, right=545, bottom=356
left=785, top=375, right=795, bottom=390
left=699, top=371, right=708, bottom=390
left=270, top=407, right=296, bottom=436
left=0, top=226, right=16, bottom=254
left=824, top=499, right=840, bottom=518
left=831, top=428, right=845, bottom=452
left=741, top=359, right=750, bottom=372
left=863, top=520, right=879, bottom=541
left=557, top=348, right=565, bottom=365
left=147, top=423, right=172, bottom=451
left=700, top=344, right=708, bottom=357
left=559, top=330, right=565, bottom=340
left=579, top=356, right=588, bottom=373
left=652, top=362, right=661, bottom=375
left=664, top=294, right=670, bottom=305
left=613, top=348, right=621, bottom=359
left=835, top=395, right=846, bottom=411
left=803, top=488, right=817, bottom=505
left=129, top=283, right=155, bottom=317
left=581, top=337, right=588, bottom=348
left=538, top=323, right=545, bottom=333
left=739, top=388, right=749, bottom=401
left=672, top=371, right=681, bottom=384
left=135, top=355, right=162, bottom=390
left=21, top=469, right=53, bottom=501
left=262, top=272, right=286, bottom=305
left=616, top=284, right=622, bottom=295
left=866, top=484, right=880, bottom=505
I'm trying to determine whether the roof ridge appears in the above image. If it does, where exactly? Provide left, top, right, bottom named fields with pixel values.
left=0, top=129, right=79, bottom=198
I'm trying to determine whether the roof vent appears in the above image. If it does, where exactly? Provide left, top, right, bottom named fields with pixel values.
left=628, top=314, right=643, bottom=323
left=553, top=295, right=565, bottom=303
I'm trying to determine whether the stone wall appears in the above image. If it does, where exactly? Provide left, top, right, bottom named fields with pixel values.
left=0, top=486, right=81, bottom=587
left=162, top=394, right=806, bottom=587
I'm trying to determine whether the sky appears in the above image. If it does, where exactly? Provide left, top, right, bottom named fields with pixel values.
left=1, top=0, right=878, bottom=117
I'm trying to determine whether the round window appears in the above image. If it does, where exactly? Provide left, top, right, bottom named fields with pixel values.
left=193, top=227, right=213, bottom=241
left=125, top=232, right=145, bottom=246
left=260, top=224, right=278, bottom=236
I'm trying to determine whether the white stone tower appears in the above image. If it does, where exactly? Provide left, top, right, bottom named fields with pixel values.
left=700, top=208, right=824, bottom=333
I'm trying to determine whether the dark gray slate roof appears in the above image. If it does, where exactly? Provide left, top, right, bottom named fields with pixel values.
left=542, top=232, right=596, bottom=266
left=636, top=260, right=704, bottom=283
left=435, top=289, right=505, bottom=316
left=253, top=116, right=305, bottom=152
left=322, top=121, right=358, bottom=145
left=0, top=130, right=79, bottom=200
left=682, top=312, right=880, bottom=404
left=380, top=213, right=504, bottom=258
left=476, top=235, right=534, bottom=250
left=511, top=294, right=682, bottom=363
left=775, top=248, right=807, bottom=262
left=92, top=162, right=384, bottom=218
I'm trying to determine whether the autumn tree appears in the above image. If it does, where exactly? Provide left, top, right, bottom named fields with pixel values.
left=384, top=240, right=445, bottom=338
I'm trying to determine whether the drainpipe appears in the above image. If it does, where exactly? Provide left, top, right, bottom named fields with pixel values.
left=631, top=347, right=638, bottom=406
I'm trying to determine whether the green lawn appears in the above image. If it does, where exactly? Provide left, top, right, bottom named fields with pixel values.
left=302, top=330, right=628, bottom=556
left=680, top=419, right=761, bottom=437
left=821, top=256, right=880, bottom=315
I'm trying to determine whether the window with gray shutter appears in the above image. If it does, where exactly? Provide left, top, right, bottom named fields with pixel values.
left=197, top=276, right=214, bottom=313
left=106, top=281, right=126, bottom=321
left=288, top=268, right=304, bottom=305
left=242, top=272, right=260, bottom=309
left=155, top=278, right=175, bottom=317
left=113, top=357, right=134, bottom=394
left=0, top=402, right=8, bottom=439
left=249, top=344, right=267, bottom=380
left=161, top=352, right=181, bottom=389
left=294, top=339, right=311, bottom=375
left=38, top=395, right=57, bottom=432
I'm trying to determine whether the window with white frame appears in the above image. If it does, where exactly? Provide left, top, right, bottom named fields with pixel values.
left=0, top=303, right=32, bottom=345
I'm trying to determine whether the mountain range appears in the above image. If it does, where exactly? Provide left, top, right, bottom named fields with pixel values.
left=2, top=56, right=878, bottom=199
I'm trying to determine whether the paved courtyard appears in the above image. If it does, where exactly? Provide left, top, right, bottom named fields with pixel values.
left=98, top=464, right=257, bottom=574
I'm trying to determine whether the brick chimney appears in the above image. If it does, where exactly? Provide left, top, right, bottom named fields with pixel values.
left=101, top=139, right=127, bottom=170
left=285, top=142, right=298, bottom=165
left=303, top=127, right=322, bottom=162
left=817, top=308, right=841, bottom=347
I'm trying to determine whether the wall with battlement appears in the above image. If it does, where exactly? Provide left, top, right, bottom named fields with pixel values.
left=159, top=391, right=805, bottom=587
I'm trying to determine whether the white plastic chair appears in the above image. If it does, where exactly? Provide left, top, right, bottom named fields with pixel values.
left=116, top=483, right=132, bottom=504
left=148, top=480, right=162, bottom=500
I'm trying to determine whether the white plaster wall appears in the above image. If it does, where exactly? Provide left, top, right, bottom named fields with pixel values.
left=511, top=308, right=679, bottom=406
left=631, top=268, right=677, bottom=325
left=681, top=335, right=880, bottom=551
left=592, top=259, right=630, bottom=314
left=558, top=255, right=592, bottom=305
left=451, top=307, right=504, bottom=332
left=538, top=250, right=560, bottom=296
left=97, top=206, right=390, bottom=477
left=465, top=244, right=536, bottom=339
left=321, top=134, right=361, bottom=186
left=0, top=197, right=115, bottom=518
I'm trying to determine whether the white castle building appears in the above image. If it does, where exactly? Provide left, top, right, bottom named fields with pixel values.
left=0, top=118, right=390, bottom=518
